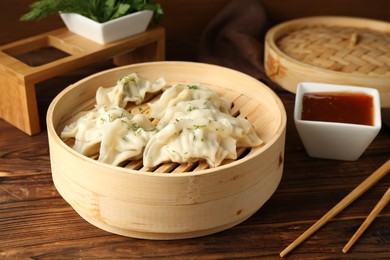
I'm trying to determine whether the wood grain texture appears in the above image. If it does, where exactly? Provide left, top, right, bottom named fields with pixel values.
left=0, top=1, right=390, bottom=258
left=343, top=186, right=390, bottom=253
left=0, top=27, right=165, bottom=135
left=1, top=69, right=389, bottom=258
left=46, top=61, right=286, bottom=239
left=280, top=159, right=390, bottom=257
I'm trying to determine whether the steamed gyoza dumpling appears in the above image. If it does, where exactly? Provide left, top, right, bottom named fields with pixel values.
left=61, top=106, right=133, bottom=156
left=156, top=100, right=263, bottom=147
left=96, top=72, right=166, bottom=108
left=156, top=99, right=219, bottom=128
left=143, top=118, right=238, bottom=168
left=62, top=75, right=263, bottom=170
left=149, top=83, right=231, bottom=119
left=61, top=109, right=102, bottom=156
left=98, top=114, right=157, bottom=166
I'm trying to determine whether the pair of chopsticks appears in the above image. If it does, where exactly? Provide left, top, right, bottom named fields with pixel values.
left=280, top=159, right=390, bottom=257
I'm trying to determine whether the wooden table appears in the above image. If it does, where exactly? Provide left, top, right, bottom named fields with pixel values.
left=1, top=60, right=389, bottom=259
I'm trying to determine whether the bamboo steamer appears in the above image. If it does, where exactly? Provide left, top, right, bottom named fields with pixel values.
left=47, top=61, right=286, bottom=239
left=264, top=16, right=390, bottom=111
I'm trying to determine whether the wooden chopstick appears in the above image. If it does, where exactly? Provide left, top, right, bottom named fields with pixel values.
left=342, top=186, right=390, bottom=253
left=280, top=159, right=390, bottom=257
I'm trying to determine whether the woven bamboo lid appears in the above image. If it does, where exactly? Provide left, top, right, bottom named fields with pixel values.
left=264, top=16, right=390, bottom=109
left=277, top=25, right=390, bottom=76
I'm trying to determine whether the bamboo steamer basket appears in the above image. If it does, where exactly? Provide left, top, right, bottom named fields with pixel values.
left=264, top=16, right=390, bottom=112
left=47, top=61, right=286, bottom=239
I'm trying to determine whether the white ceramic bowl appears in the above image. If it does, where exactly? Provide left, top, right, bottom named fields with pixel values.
left=294, top=82, right=381, bottom=161
left=60, top=10, right=153, bottom=44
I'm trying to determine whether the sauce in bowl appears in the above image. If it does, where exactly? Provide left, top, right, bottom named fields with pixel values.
left=301, top=92, right=374, bottom=126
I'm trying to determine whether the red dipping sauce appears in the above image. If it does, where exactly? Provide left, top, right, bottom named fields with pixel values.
left=301, top=92, right=374, bottom=126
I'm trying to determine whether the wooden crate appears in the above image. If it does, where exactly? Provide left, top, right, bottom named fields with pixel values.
left=46, top=61, right=286, bottom=239
left=0, top=27, right=165, bottom=135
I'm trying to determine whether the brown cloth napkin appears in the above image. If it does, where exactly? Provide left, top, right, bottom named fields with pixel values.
left=198, top=0, right=276, bottom=88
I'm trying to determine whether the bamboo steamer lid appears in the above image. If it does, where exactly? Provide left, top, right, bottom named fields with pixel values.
left=46, top=61, right=286, bottom=239
left=264, top=16, right=390, bottom=110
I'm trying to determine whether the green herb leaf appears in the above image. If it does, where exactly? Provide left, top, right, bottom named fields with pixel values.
left=194, top=124, right=207, bottom=129
left=187, top=105, right=198, bottom=112
left=131, top=122, right=140, bottom=131
left=21, top=0, right=163, bottom=23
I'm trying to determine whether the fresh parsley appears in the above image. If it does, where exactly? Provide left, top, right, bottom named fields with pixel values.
left=21, top=0, right=163, bottom=24
left=131, top=122, right=140, bottom=131
left=194, top=124, right=206, bottom=129
left=187, top=105, right=198, bottom=112
left=188, top=85, right=198, bottom=90
left=176, top=129, right=183, bottom=136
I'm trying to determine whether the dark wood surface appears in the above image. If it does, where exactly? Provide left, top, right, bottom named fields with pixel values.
left=1, top=57, right=389, bottom=259
left=1, top=1, right=390, bottom=258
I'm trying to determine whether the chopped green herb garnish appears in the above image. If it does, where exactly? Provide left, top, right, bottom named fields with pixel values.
left=131, top=122, right=139, bottom=131
left=194, top=124, right=206, bottom=129
left=187, top=105, right=198, bottom=112
left=188, top=85, right=198, bottom=89
left=176, top=129, right=183, bottom=136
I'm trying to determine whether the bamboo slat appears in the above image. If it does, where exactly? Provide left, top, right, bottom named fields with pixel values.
left=46, top=61, right=287, bottom=239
